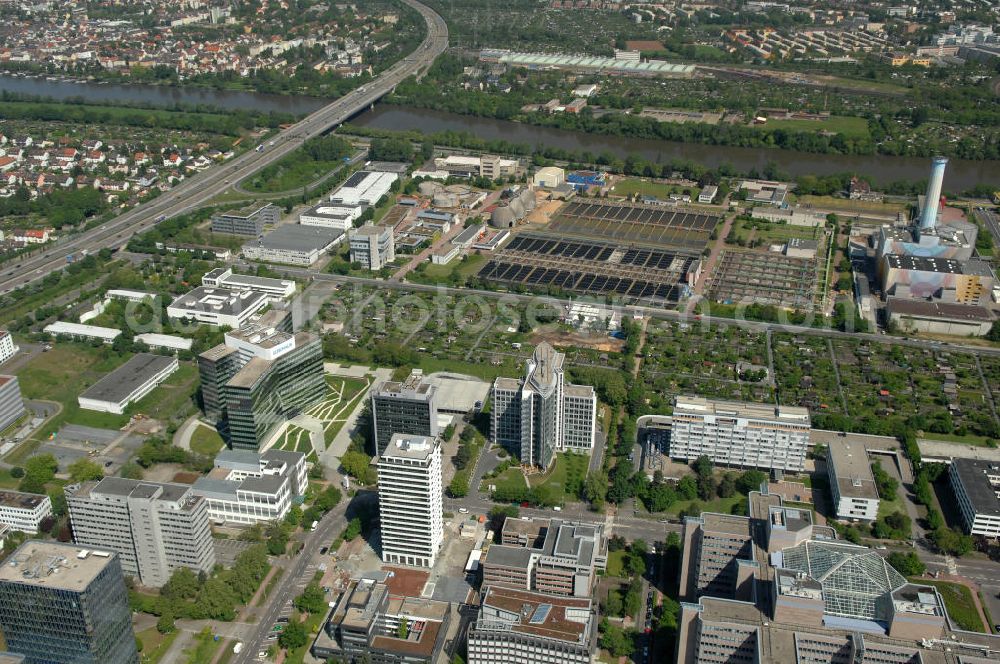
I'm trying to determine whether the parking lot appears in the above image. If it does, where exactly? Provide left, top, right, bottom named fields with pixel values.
left=41, top=424, right=143, bottom=475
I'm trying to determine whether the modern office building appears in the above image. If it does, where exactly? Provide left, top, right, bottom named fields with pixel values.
left=242, top=224, right=344, bottom=266
left=377, top=434, right=443, bottom=568
left=77, top=353, right=178, bottom=414
left=348, top=224, right=395, bottom=271
left=211, top=202, right=279, bottom=236
left=311, top=578, right=451, bottom=663
left=299, top=202, right=361, bottom=230
left=201, top=267, right=295, bottom=300
left=491, top=342, right=596, bottom=469
left=0, top=490, right=52, bottom=534
left=371, top=370, right=438, bottom=456
left=0, top=374, right=26, bottom=431
left=198, top=311, right=325, bottom=450
left=679, top=511, right=755, bottom=601
left=467, top=586, right=595, bottom=664
left=481, top=518, right=607, bottom=598
left=827, top=440, right=880, bottom=521
left=949, top=457, right=1000, bottom=537
left=0, top=541, right=139, bottom=664
left=167, top=286, right=269, bottom=328
left=669, top=395, right=811, bottom=472
left=191, top=448, right=307, bottom=525
left=0, top=329, right=19, bottom=364
left=66, top=477, right=216, bottom=588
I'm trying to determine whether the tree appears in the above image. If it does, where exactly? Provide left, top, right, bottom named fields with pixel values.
left=295, top=582, right=327, bottom=615
left=622, top=586, right=641, bottom=618
left=887, top=551, right=926, bottom=577
left=67, top=458, right=104, bottom=482
left=313, top=486, right=342, bottom=512
left=156, top=609, right=176, bottom=634
left=599, top=621, right=634, bottom=658
left=871, top=462, right=899, bottom=498
left=340, top=450, right=371, bottom=481
left=162, top=567, right=201, bottom=600
left=718, top=472, right=737, bottom=498
left=692, top=456, right=713, bottom=478
left=20, top=454, right=58, bottom=493
left=343, top=517, right=362, bottom=541
left=735, top=470, right=768, bottom=494
left=677, top=475, right=698, bottom=500
left=48, top=487, right=68, bottom=517
left=448, top=474, right=469, bottom=498
left=605, top=589, right=623, bottom=617
left=285, top=505, right=303, bottom=527
left=278, top=619, right=308, bottom=650
left=119, top=462, right=144, bottom=480
left=397, top=616, right=410, bottom=639
left=266, top=522, right=289, bottom=556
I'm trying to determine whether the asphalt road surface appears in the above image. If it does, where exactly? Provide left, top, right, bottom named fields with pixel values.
left=0, top=0, right=447, bottom=297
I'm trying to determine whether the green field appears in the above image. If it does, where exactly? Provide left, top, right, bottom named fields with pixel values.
left=605, top=550, right=627, bottom=578
left=665, top=494, right=746, bottom=518
left=528, top=452, right=589, bottom=502
left=136, top=626, right=180, bottom=664
left=128, top=363, right=199, bottom=421
left=915, top=580, right=986, bottom=632
left=757, top=115, right=870, bottom=139
left=244, top=156, right=347, bottom=193
left=190, top=425, right=225, bottom=456
left=482, top=466, right=528, bottom=494
left=411, top=252, right=486, bottom=283
left=611, top=178, right=700, bottom=201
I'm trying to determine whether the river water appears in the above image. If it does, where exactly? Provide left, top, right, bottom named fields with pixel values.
left=3, top=73, right=998, bottom=189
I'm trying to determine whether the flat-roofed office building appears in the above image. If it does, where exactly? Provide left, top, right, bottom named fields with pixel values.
left=0, top=541, right=139, bottom=664
left=66, top=477, right=215, bottom=588
left=77, top=353, right=178, bottom=415
left=827, top=440, right=880, bottom=521
left=211, top=202, right=279, bottom=236
left=0, top=490, right=52, bottom=534
left=0, top=374, right=26, bottom=431
left=371, top=370, right=438, bottom=456
left=377, top=434, right=443, bottom=568
left=949, top=457, right=1000, bottom=537
left=669, top=396, right=811, bottom=472
left=191, top=449, right=307, bottom=525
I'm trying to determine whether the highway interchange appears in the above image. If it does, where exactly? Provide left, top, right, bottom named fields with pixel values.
left=0, top=0, right=447, bottom=297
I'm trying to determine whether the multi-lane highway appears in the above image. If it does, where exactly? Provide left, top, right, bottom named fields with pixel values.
left=0, top=0, right=447, bottom=296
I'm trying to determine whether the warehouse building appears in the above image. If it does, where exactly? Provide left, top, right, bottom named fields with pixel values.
left=77, top=353, right=179, bottom=415
left=826, top=440, right=880, bottom=521
left=532, top=166, right=565, bottom=189
left=328, top=170, right=397, bottom=207
left=242, top=225, right=344, bottom=266
left=134, top=333, right=193, bottom=352
left=949, top=457, right=1000, bottom=538
left=66, top=477, right=216, bottom=588
left=885, top=297, right=995, bottom=336
left=211, top=202, right=280, bottom=236
left=0, top=490, right=52, bottom=534
left=191, top=448, right=307, bottom=525
left=0, top=375, right=25, bottom=432
left=201, top=267, right=295, bottom=300
left=669, top=396, right=810, bottom=472
left=167, top=286, right=269, bottom=328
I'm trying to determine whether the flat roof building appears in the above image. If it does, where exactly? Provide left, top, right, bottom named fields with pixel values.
left=328, top=170, right=397, bottom=207
left=949, top=458, right=1000, bottom=538
left=348, top=224, right=395, bottom=271
left=740, top=179, right=789, bottom=206
left=167, top=286, right=269, bottom=329
left=77, top=353, right=178, bottom=415
left=827, top=440, right=880, bottom=521
left=0, top=329, right=19, bottom=365
left=468, top=586, right=596, bottom=664
left=0, top=542, right=139, bottom=664
left=299, top=203, right=361, bottom=230
left=192, top=448, right=307, bottom=525
left=242, top=224, right=344, bottom=266
left=0, top=374, right=26, bottom=432
left=886, top=297, right=995, bottom=337
left=371, top=370, right=438, bottom=456
left=0, top=490, right=52, bottom=535
left=482, top=518, right=607, bottom=598
left=211, top=202, right=279, bottom=236
left=134, top=333, right=193, bottom=352
left=66, top=477, right=216, bottom=588
left=669, top=396, right=811, bottom=472
left=201, top=267, right=295, bottom=300
left=43, top=321, right=121, bottom=344
left=377, top=434, right=443, bottom=568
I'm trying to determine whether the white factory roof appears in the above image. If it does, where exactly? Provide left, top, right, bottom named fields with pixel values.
left=134, top=333, right=193, bottom=351
left=44, top=321, right=121, bottom=342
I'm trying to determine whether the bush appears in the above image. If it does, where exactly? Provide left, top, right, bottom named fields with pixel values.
left=9, top=467, right=24, bottom=479
left=887, top=551, right=925, bottom=577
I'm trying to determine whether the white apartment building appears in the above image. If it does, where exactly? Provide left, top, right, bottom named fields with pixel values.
left=377, top=434, right=443, bottom=568
left=669, top=396, right=811, bottom=472
left=0, top=329, right=19, bottom=365
left=0, top=490, right=52, bottom=534
left=66, top=477, right=216, bottom=588
left=950, top=458, right=1000, bottom=538
left=826, top=440, right=880, bottom=521
left=191, top=449, right=307, bottom=526
left=491, top=342, right=596, bottom=470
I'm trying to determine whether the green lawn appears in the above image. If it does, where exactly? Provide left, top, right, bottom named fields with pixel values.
left=915, top=580, right=986, bottom=632
left=605, top=550, right=627, bottom=578
left=612, top=178, right=700, bottom=201
left=528, top=451, right=589, bottom=502
left=482, top=466, right=527, bottom=494
left=314, top=375, right=372, bottom=446
left=127, top=362, right=199, bottom=421
left=757, top=115, right=870, bottom=140
left=184, top=628, right=223, bottom=664
left=244, top=157, right=348, bottom=193
left=190, top=425, right=225, bottom=456
left=136, top=626, right=179, bottom=664
left=666, top=495, right=746, bottom=518
left=409, top=252, right=486, bottom=284
left=919, top=432, right=996, bottom=447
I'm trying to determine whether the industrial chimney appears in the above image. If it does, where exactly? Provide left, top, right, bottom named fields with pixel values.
left=918, top=156, right=948, bottom=231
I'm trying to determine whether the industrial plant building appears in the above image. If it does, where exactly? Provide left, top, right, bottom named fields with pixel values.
left=328, top=170, right=397, bottom=207
left=377, top=434, right=443, bottom=568
left=298, top=202, right=361, bottom=230
left=242, top=224, right=344, bottom=266
left=198, top=310, right=325, bottom=450
left=668, top=396, right=811, bottom=472
left=491, top=342, right=597, bottom=469
left=66, top=477, right=216, bottom=588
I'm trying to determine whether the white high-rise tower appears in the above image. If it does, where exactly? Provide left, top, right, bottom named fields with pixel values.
left=376, top=434, right=443, bottom=568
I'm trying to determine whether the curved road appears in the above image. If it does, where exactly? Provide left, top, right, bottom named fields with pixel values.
left=0, top=0, right=447, bottom=296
